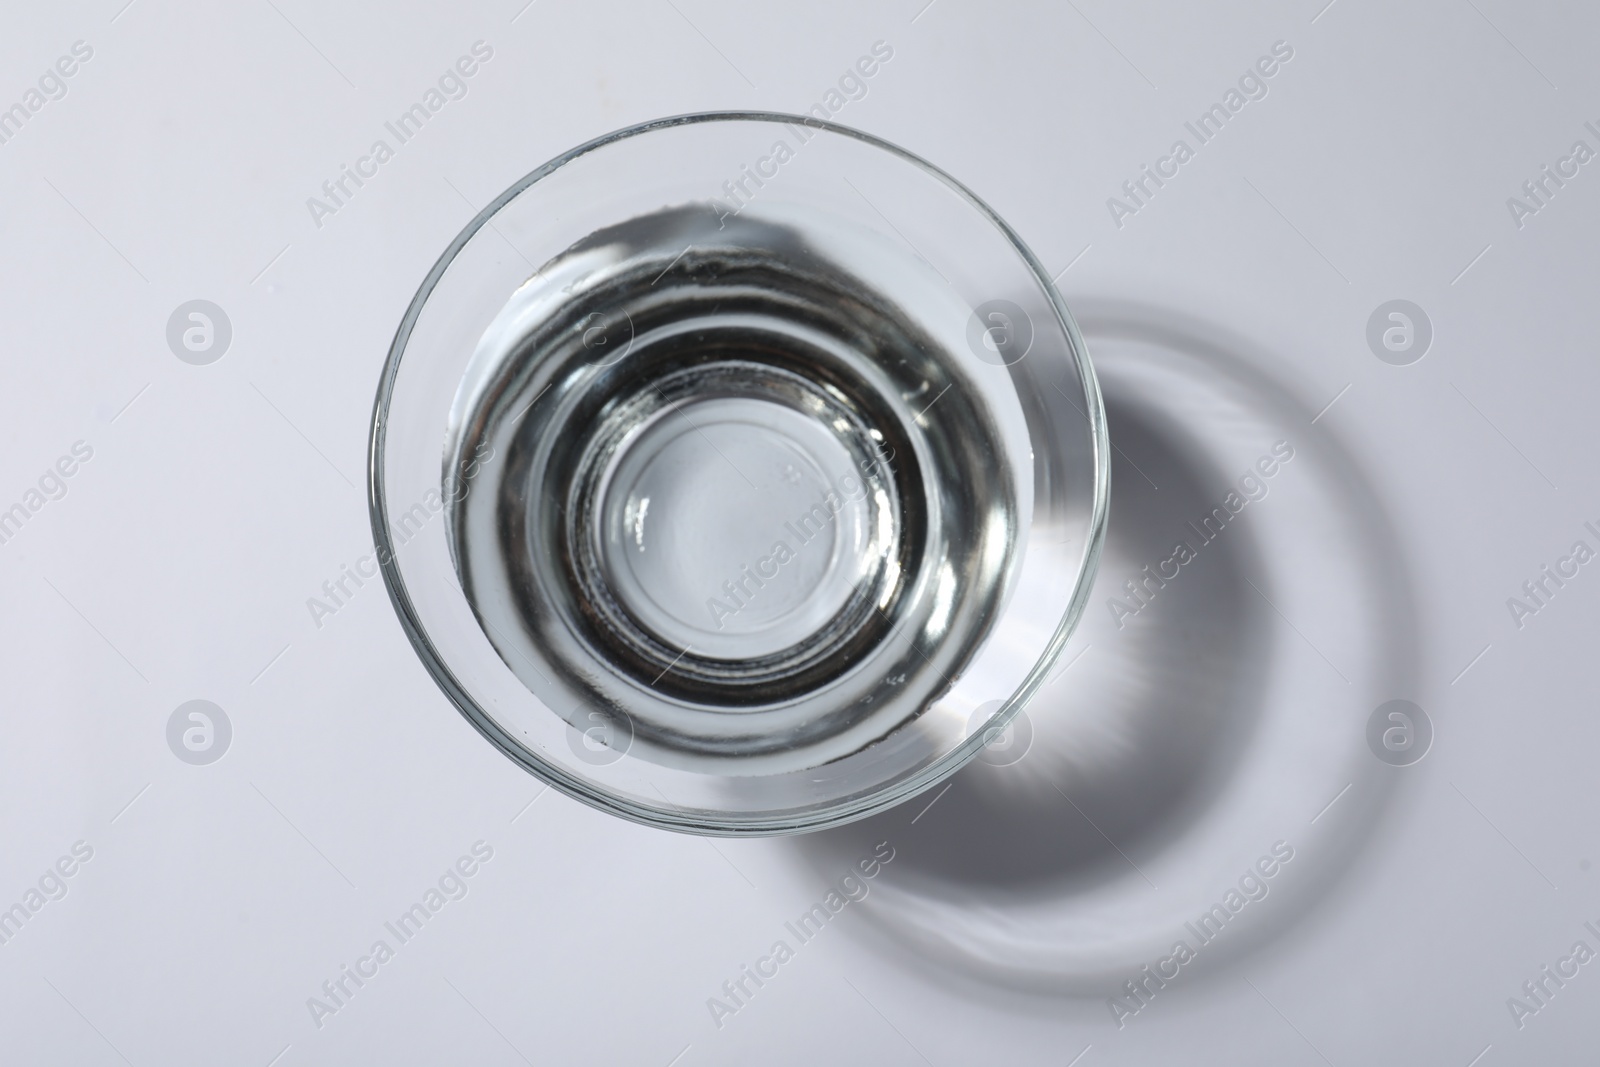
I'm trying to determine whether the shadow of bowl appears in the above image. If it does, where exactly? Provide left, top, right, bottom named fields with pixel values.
left=788, top=302, right=1421, bottom=999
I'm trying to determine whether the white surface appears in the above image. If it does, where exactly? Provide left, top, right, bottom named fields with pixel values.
left=1, top=0, right=1597, bottom=1063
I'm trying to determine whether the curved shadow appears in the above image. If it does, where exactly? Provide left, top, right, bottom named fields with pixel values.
left=826, top=397, right=1273, bottom=889
left=788, top=301, right=1422, bottom=999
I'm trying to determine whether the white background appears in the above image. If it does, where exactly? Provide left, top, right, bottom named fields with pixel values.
left=1, top=0, right=1597, bottom=1063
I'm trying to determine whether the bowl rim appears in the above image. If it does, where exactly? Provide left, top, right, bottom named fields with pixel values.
left=367, top=110, right=1112, bottom=836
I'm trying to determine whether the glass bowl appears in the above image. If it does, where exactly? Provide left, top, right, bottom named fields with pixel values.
left=368, top=112, right=1109, bottom=835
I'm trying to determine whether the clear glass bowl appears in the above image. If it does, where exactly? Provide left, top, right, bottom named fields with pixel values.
left=368, top=112, right=1109, bottom=835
